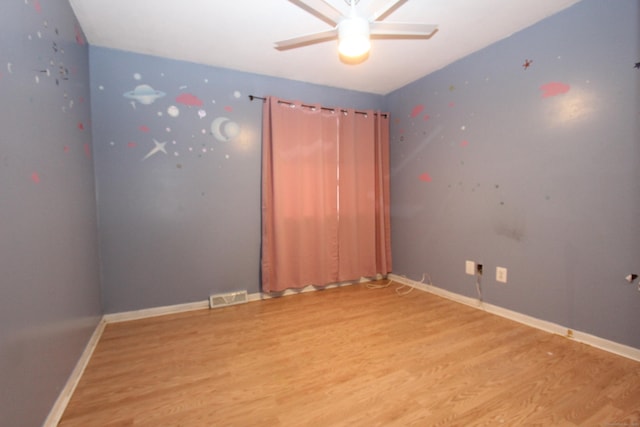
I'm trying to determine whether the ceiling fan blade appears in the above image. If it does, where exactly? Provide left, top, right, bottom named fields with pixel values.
left=288, top=0, right=344, bottom=27
left=274, top=29, right=338, bottom=50
left=370, top=21, right=437, bottom=37
left=370, top=0, right=408, bottom=22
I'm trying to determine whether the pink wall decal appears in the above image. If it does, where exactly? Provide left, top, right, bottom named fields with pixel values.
left=127, top=142, right=137, bottom=148
left=176, top=93, right=203, bottom=107
left=77, top=122, right=84, bottom=130
left=74, top=25, right=85, bottom=45
left=419, top=172, right=432, bottom=182
left=63, top=145, right=70, bottom=152
left=84, top=143, right=91, bottom=158
left=460, top=140, right=469, bottom=147
left=540, top=82, right=570, bottom=98
left=31, top=172, right=40, bottom=183
left=423, top=114, right=430, bottom=121
left=410, top=104, right=424, bottom=118
left=224, top=106, right=233, bottom=112
left=138, top=125, right=150, bottom=132
left=33, top=0, right=42, bottom=13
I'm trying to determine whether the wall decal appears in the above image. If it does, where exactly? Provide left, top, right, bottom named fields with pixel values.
left=449, top=85, right=455, bottom=91
left=33, top=0, right=41, bottom=13
left=167, top=105, right=180, bottom=117
left=127, top=142, right=137, bottom=148
left=410, top=104, right=424, bottom=118
left=635, top=62, right=640, bottom=69
left=123, top=84, right=166, bottom=105
left=211, top=117, right=239, bottom=142
left=197, top=109, right=206, bottom=119
left=142, top=139, right=167, bottom=160
left=540, top=82, right=570, bottom=98
left=460, top=140, right=469, bottom=147
left=74, top=24, right=85, bottom=45
left=31, top=172, right=40, bottom=183
left=176, top=93, right=203, bottom=107
left=138, top=125, right=150, bottom=132
left=233, top=90, right=242, bottom=98
left=133, top=73, right=141, bottom=80
left=84, top=143, right=91, bottom=158
left=224, top=106, right=233, bottom=112
left=523, top=59, right=533, bottom=70
left=419, top=172, right=432, bottom=182
left=423, top=114, right=430, bottom=121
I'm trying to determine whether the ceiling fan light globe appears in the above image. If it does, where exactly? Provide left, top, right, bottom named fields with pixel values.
left=338, top=17, right=370, bottom=58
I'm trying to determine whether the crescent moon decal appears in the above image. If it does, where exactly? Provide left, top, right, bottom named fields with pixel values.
left=211, top=117, right=240, bottom=142
left=211, top=117, right=230, bottom=141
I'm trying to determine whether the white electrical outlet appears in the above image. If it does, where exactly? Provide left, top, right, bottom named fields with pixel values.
left=496, top=266, right=508, bottom=283
left=465, top=260, right=475, bottom=275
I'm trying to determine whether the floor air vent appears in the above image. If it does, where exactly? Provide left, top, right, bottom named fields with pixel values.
left=209, top=290, right=248, bottom=309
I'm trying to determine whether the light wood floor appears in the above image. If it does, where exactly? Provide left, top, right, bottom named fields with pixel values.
left=59, top=282, right=640, bottom=426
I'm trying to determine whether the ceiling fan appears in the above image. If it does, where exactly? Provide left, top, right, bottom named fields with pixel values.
left=275, top=0, right=438, bottom=58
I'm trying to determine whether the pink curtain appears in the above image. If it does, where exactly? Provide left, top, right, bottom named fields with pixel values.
left=261, top=97, right=391, bottom=293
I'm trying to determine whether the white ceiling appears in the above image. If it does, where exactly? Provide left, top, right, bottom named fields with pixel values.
left=69, top=0, right=581, bottom=95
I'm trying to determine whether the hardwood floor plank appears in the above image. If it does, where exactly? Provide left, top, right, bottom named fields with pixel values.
left=59, top=282, right=640, bottom=426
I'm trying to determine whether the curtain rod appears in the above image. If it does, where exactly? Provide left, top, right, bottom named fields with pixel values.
left=249, top=95, right=388, bottom=118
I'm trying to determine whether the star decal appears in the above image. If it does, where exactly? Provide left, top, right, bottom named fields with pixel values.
left=523, top=59, right=533, bottom=70
left=142, top=139, right=167, bottom=160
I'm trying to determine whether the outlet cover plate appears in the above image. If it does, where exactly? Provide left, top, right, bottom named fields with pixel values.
left=465, top=260, right=475, bottom=275
left=496, top=267, right=508, bottom=283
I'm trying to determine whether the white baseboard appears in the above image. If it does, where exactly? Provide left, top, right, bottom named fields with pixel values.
left=105, top=277, right=371, bottom=320
left=388, top=273, right=640, bottom=362
left=43, top=318, right=107, bottom=427
left=103, top=300, right=210, bottom=323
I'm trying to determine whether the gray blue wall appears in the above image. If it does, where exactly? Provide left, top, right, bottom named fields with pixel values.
left=386, top=0, right=640, bottom=349
left=89, top=47, right=384, bottom=313
left=2, top=0, right=638, bottom=424
left=0, top=1, right=102, bottom=426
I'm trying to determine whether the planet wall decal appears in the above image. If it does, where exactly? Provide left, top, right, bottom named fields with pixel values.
left=124, top=84, right=166, bottom=105
left=167, top=105, right=180, bottom=117
left=211, top=116, right=239, bottom=142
